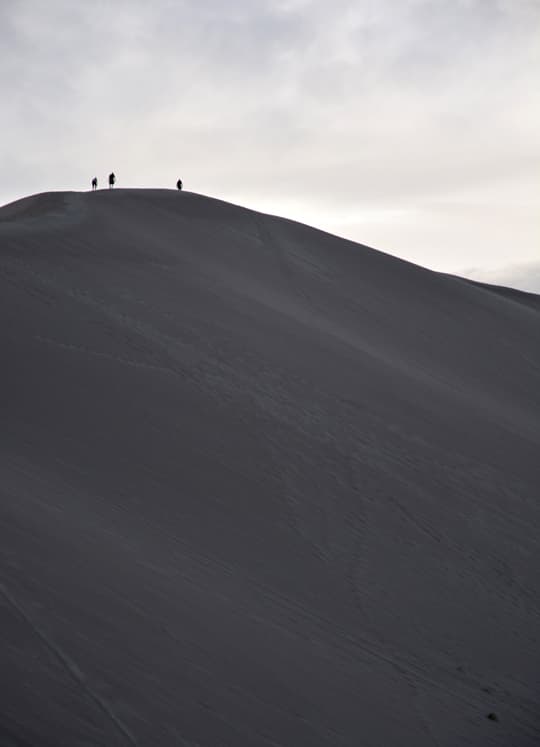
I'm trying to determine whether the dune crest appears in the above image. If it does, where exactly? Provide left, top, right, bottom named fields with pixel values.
left=1, top=189, right=539, bottom=746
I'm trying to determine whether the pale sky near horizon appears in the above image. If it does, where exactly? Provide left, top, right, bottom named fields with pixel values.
left=2, top=0, right=539, bottom=291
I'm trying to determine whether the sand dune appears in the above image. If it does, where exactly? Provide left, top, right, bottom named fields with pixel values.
left=1, top=189, right=539, bottom=746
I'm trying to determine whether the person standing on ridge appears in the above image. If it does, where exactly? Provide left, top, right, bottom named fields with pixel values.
left=91, top=177, right=98, bottom=191
left=176, top=179, right=183, bottom=190
left=109, top=172, right=116, bottom=189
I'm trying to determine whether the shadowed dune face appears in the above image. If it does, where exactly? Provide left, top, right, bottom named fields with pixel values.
left=0, top=189, right=539, bottom=747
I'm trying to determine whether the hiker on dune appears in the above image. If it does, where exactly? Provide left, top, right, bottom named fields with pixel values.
left=91, top=177, right=98, bottom=191
left=108, top=172, right=116, bottom=189
left=176, top=179, right=183, bottom=190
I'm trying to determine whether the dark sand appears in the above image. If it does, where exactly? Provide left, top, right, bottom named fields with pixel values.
left=1, top=189, right=539, bottom=746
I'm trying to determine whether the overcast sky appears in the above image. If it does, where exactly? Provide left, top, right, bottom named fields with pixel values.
left=2, top=0, right=539, bottom=290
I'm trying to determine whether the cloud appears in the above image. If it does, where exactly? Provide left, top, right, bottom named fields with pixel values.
left=461, top=261, right=540, bottom=295
left=1, top=0, right=538, bottom=289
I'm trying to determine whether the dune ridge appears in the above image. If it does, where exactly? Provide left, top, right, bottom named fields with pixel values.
left=1, top=189, right=539, bottom=746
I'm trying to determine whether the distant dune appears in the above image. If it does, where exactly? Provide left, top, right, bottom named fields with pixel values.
left=1, top=189, right=539, bottom=746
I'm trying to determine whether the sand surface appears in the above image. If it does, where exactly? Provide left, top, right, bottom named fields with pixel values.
left=1, top=189, right=539, bottom=746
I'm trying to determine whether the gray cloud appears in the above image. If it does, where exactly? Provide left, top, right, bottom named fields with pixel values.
left=461, top=261, right=540, bottom=294
left=1, top=0, right=538, bottom=291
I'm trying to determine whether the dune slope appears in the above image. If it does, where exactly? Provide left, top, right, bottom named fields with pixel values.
left=1, top=189, right=539, bottom=746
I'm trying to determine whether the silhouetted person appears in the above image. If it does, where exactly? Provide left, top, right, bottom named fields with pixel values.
left=91, top=177, right=98, bottom=191
left=109, top=172, right=116, bottom=189
left=176, top=179, right=183, bottom=190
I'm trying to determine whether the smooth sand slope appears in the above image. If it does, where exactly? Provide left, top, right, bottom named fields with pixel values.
left=0, top=189, right=539, bottom=746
